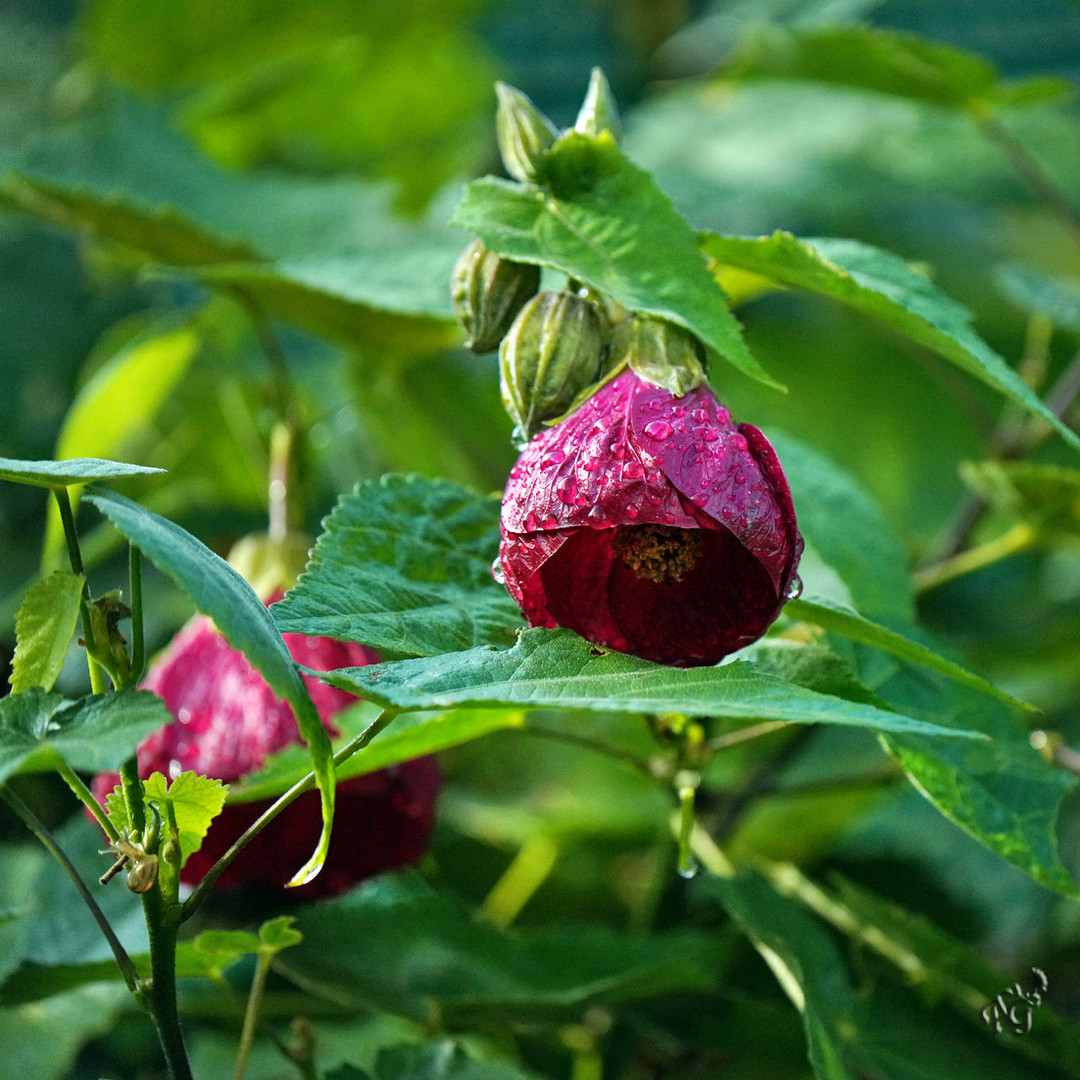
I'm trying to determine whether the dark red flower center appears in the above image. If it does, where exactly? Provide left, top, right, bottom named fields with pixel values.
left=611, top=523, right=703, bottom=584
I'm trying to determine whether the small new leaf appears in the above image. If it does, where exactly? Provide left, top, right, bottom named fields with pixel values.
left=10, top=572, right=85, bottom=693
left=105, top=771, right=228, bottom=868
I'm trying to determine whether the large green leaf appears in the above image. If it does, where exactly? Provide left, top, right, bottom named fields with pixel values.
left=767, top=431, right=913, bottom=619
left=0, top=456, right=165, bottom=488
left=850, top=653, right=1078, bottom=896
left=321, top=627, right=985, bottom=740
left=9, top=571, right=85, bottom=693
left=280, top=872, right=717, bottom=1024
left=720, top=23, right=1072, bottom=112
left=272, top=475, right=521, bottom=658
left=701, top=232, right=1080, bottom=451
left=451, top=131, right=782, bottom=389
left=787, top=594, right=1033, bottom=710
left=346, top=1041, right=535, bottom=1080
left=82, top=487, right=333, bottom=887
left=0, top=687, right=170, bottom=784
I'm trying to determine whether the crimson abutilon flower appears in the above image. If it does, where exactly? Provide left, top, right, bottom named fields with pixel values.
left=93, top=597, right=439, bottom=898
left=497, top=368, right=803, bottom=666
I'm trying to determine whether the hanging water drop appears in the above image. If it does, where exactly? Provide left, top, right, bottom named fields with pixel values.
left=785, top=574, right=804, bottom=600
left=491, top=557, right=505, bottom=584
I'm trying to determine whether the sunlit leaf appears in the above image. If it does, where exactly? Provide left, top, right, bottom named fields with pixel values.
left=0, top=456, right=164, bottom=488
left=10, top=571, right=85, bottom=693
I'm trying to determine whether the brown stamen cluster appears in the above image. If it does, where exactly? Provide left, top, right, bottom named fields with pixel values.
left=612, top=524, right=703, bottom=584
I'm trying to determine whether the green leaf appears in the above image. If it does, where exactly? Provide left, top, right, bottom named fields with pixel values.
left=701, top=232, right=1080, bottom=452
left=451, top=132, right=783, bottom=389
left=231, top=706, right=524, bottom=803
left=996, top=264, right=1080, bottom=332
left=787, top=594, right=1033, bottom=710
left=361, top=1041, right=533, bottom=1080
left=767, top=431, right=913, bottom=619
left=852, top=655, right=1078, bottom=896
left=720, top=23, right=1074, bottom=113
left=259, top=915, right=302, bottom=953
left=10, top=571, right=85, bottom=693
left=0, top=688, right=170, bottom=784
left=321, top=627, right=986, bottom=741
left=280, top=872, right=717, bottom=1024
left=104, top=771, right=228, bottom=866
left=82, top=487, right=333, bottom=886
left=272, top=475, right=521, bottom=658
left=0, top=456, right=165, bottom=488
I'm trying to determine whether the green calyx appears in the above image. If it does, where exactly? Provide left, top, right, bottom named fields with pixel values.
left=610, top=314, right=707, bottom=396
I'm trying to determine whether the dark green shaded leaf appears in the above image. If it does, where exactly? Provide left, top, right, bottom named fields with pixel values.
left=82, top=487, right=333, bottom=886
left=451, top=132, right=782, bottom=389
left=996, top=264, right=1080, bottom=332
left=273, top=475, right=521, bottom=658
left=701, top=232, right=1080, bottom=451
left=0, top=456, right=165, bottom=488
left=721, top=24, right=1073, bottom=112
left=323, top=627, right=985, bottom=740
left=361, top=1041, right=532, bottom=1080
left=767, top=431, right=913, bottom=619
left=788, top=594, right=1033, bottom=710
left=280, top=872, right=717, bottom=1024
left=0, top=687, right=170, bottom=783
left=10, top=571, right=85, bottom=693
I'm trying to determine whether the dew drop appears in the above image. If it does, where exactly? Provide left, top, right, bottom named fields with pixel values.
left=717, top=407, right=730, bottom=424
left=734, top=472, right=745, bottom=485
left=691, top=493, right=709, bottom=507
left=732, top=433, right=748, bottom=452
left=625, top=504, right=639, bottom=519
left=663, top=512, right=676, bottom=524
left=644, top=420, right=674, bottom=440
left=702, top=429, right=718, bottom=442
left=677, top=860, right=699, bottom=880
left=491, top=557, right=505, bottom=584
left=583, top=458, right=602, bottom=472
left=588, top=505, right=609, bottom=525
left=785, top=574, right=804, bottom=600
left=692, top=408, right=708, bottom=423
left=525, top=511, right=538, bottom=530
left=542, top=514, right=559, bottom=529
left=612, top=444, right=626, bottom=459
left=556, top=477, right=578, bottom=504
left=575, top=494, right=588, bottom=507
left=672, top=406, right=686, bottom=418
left=623, top=460, right=645, bottom=479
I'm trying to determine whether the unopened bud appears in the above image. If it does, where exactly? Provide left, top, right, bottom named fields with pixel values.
left=495, top=83, right=559, bottom=183
left=451, top=239, right=541, bottom=353
left=610, top=315, right=706, bottom=396
left=500, top=291, right=607, bottom=442
left=575, top=68, right=621, bottom=139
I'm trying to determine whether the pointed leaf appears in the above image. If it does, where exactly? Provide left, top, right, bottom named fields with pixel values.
left=272, top=475, right=520, bottom=658
left=0, top=688, right=170, bottom=784
left=321, top=627, right=985, bottom=741
left=787, top=594, right=1034, bottom=710
left=0, top=456, right=165, bottom=488
left=451, top=132, right=782, bottom=389
left=701, top=232, right=1080, bottom=451
left=10, top=572, right=85, bottom=693
left=82, top=487, right=333, bottom=886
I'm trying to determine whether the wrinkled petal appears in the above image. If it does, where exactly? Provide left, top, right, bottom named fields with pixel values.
left=499, top=368, right=803, bottom=667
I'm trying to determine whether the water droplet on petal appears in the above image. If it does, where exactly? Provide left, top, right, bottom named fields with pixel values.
left=525, top=511, right=538, bottom=530
left=612, top=444, right=626, bottom=459
left=691, top=493, right=709, bottom=507
left=785, top=574, right=804, bottom=600
left=624, top=504, right=639, bottom=520
left=734, top=472, right=745, bottom=485
left=732, top=433, right=748, bottom=452
left=702, top=429, right=718, bottom=442
left=491, top=557, right=505, bottom=584
left=623, top=460, right=645, bottom=479
left=588, top=505, right=609, bottom=525
left=648, top=494, right=663, bottom=506
left=644, top=420, right=674, bottom=440
left=664, top=512, right=675, bottom=525
left=672, top=406, right=685, bottom=418
left=717, top=407, right=730, bottom=424
left=556, top=477, right=578, bottom=504
left=583, top=458, right=601, bottom=471
left=692, top=409, right=708, bottom=423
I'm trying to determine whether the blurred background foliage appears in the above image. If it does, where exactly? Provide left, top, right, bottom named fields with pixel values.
left=2, top=0, right=1080, bottom=1077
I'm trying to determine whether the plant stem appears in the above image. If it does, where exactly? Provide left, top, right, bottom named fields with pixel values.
left=914, top=522, right=1036, bottom=594
left=180, top=709, right=397, bottom=920
left=56, top=760, right=119, bottom=842
left=142, top=885, right=192, bottom=1080
left=128, top=544, right=145, bottom=687
left=0, top=784, right=140, bottom=993
left=53, top=486, right=107, bottom=694
left=233, top=948, right=274, bottom=1080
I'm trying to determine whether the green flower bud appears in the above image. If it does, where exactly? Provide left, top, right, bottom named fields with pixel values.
left=610, top=315, right=706, bottom=396
left=495, top=82, right=559, bottom=183
left=451, top=238, right=541, bottom=353
left=500, top=290, right=607, bottom=442
left=574, top=67, right=621, bottom=140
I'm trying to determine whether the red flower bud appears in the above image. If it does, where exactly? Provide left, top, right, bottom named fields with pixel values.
left=93, top=597, right=439, bottom=898
left=497, top=369, right=803, bottom=666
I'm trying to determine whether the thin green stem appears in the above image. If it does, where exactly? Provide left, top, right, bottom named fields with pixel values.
left=128, top=544, right=145, bottom=687
left=0, top=784, right=140, bottom=993
left=141, top=885, right=192, bottom=1080
left=56, top=760, right=119, bottom=842
left=233, top=949, right=274, bottom=1080
left=181, top=709, right=398, bottom=920
left=53, top=486, right=107, bottom=694
left=120, top=756, right=146, bottom=836
left=914, top=522, right=1036, bottom=594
